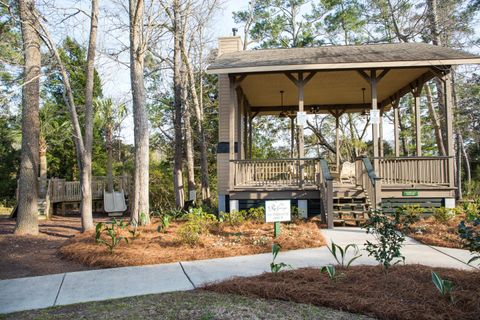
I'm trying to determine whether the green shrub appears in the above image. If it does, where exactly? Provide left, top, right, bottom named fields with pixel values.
left=219, top=210, right=245, bottom=226
left=95, top=219, right=129, bottom=254
left=459, top=201, right=480, bottom=222
left=396, top=205, right=423, bottom=227
left=245, top=207, right=265, bottom=222
left=363, top=210, right=405, bottom=273
left=458, top=217, right=480, bottom=265
left=177, top=221, right=201, bottom=246
left=432, top=207, right=455, bottom=224
left=186, top=207, right=217, bottom=234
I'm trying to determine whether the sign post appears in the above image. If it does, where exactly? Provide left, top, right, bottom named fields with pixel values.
left=265, top=200, right=291, bottom=238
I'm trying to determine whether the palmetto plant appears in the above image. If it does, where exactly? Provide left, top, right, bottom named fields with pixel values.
left=270, top=243, right=291, bottom=273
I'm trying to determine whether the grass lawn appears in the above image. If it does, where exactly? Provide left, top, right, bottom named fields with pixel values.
left=0, top=290, right=372, bottom=320
left=59, top=218, right=325, bottom=268
left=205, top=265, right=480, bottom=320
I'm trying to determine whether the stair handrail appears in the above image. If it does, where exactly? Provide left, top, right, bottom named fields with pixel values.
left=319, top=159, right=334, bottom=229
left=355, top=156, right=382, bottom=210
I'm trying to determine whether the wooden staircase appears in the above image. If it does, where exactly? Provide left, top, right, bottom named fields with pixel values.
left=333, top=183, right=370, bottom=226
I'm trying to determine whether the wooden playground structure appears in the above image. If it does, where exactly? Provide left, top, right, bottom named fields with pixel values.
left=13, top=176, right=132, bottom=218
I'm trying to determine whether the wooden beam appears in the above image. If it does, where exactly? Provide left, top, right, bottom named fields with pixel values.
left=379, top=108, right=384, bottom=158
left=298, top=72, right=305, bottom=187
left=303, top=71, right=317, bottom=85
left=443, top=70, right=455, bottom=189
left=380, top=71, right=435, bottom=107
left=414, top=89, right=422, bottom=156
left=357, top=70, right=370, bottom=83
left=284, top=72, right=298, bottom=86
left=229, top=77, right=237, bottom=190
left=335, top=116, right=340, bottom=170
left=250, top=104, right=365, bottom=113
left=393, top=100, right=400, bottom=157
left=377, top=69, right=390, bottom=82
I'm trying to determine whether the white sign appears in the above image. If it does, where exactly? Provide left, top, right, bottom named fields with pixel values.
left=297, top=111, right=307, bottom=127
left=265, top=200, right=291, bottom=223
left=370, top=109, right=380, bottom=124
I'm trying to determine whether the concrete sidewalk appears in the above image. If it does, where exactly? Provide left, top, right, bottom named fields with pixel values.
left=0, top=227, right=477, bottom=314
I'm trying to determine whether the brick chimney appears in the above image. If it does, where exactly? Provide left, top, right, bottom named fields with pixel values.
left=218, top=36, right=243, bottom=56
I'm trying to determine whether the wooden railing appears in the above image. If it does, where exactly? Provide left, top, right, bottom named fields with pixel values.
left=232, top=158, right=321, bottom=189
left=355, top=157, right=381, bottom=209
left=376, top=156, right=451, bottom=185
left=50, top=176, right=131, bottom=203
left=319, top=159, right=334, bottom=229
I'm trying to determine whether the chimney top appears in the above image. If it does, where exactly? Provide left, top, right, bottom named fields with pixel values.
left=218, top=36, right=243, bottom=56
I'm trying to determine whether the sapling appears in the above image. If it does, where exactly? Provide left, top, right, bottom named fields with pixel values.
left=431, top=271, right=454, bottom=302
left=270, top=243, right=291, bottom=273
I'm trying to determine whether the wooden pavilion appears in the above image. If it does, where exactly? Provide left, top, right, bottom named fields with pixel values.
left=207, top=36, right=480, bottom=227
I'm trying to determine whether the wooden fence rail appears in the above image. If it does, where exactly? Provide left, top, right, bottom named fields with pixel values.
left=376, top=157, right=451, bottom=185
left=231, top=158, right=320, bottom=189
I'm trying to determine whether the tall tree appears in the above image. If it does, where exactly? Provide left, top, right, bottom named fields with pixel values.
left=129, top=0, right=150, bottom=224
left=35, top=1, right=99, bottom=231
left=15, top=0, right=41, bottom=235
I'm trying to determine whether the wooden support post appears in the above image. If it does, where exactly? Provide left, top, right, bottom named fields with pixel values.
left=229, top=76, right=237, bottom=190
left=249, top=116, right=253, bottom=159
left=393, top=100, right=400, bottom=157
left=414, top=89, right=422, bottom=156
left=443, top=71, right=455, bottom=189
left=379, top=108, right=384, bottom=158
left=243, top=100, right=248, bottom=159
left=335, top=116, right=340, bottom=171
left=370, top=69, right=381, bottom=209
left=237, top=91, right=244, bottom=160
left=298, top=72, right=305, bottom=188
left=290, top=116, right=295, bottom=158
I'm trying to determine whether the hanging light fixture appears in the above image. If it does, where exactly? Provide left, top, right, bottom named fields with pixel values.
left=279, top=90, right=288, bottom=118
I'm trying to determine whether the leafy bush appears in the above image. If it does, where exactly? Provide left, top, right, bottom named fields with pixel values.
left=244, top=207, right=265, bottom=222
left=186, top=207, right=217, bottom=234
left=363, top=210, right=405, bottom=272
left=95, top=219, right=129, bottom=254
left=396, top=205, right=423, bottom=227
left=177, top=221, right=201, bottom=246
left=432, top=207, right=455, bottom=224
left=270, top=243, right=291, bottom=273
left=431, top=271, right=454, bottom=302
left=220, top=210, right=246, bottom=226
left=458, top=201, right=480, bottom=222
left=458, top=217, right=480, bottom=265
left=327, top=241, right=362, bottom=268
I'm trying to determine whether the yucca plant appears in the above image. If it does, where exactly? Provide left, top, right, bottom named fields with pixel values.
left=321, top=265, right=336, bottom=280
left=327, top=241, right=362, bottom=268
left=270, top=243, right=291, bottom=273
left=431, top=271, right=454, bottom=302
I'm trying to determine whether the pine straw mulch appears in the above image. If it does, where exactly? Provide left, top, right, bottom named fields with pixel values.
left=204, top=265, right=480, bottom=320
left=407, top=214, right=466, bottom=249
left=59, top=218, right=326, bottom=268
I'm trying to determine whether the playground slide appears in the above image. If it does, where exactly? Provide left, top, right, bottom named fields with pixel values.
left=103, top=190, right=127, bottom=214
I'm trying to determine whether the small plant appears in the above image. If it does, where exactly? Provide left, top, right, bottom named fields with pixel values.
left=327, top=241, right=362, bottom=268
left=458, top=217, right=480, bottom=265
left=431, top=271, right=454, bottom=302
left=95, top=219, right=129, bottom=254
left=157, top=215, right=171, bottom=233
left=186, top=207, right=217, bottom=234
left=128, top=220, right=141, bottom=239
left=177, top=221, right=201, bottom=246
left=320, top=265, right=336, bottom=280
left=432, top=207, right=455, bottom=224
left=270, top=243, right=291, bottom=273
left=396, top=205, right=423, bottom=228
left=363, top=210, right=406, bottom=273
left=220, top=210, right=246, bottom=226
left=244, top=207, right=265, bottom=222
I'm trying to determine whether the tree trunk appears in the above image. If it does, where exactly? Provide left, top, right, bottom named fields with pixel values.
left=425, top=84, right=446, bottom=156
left=183, top=85, right=196, bottom=201
left=181, top=44, right=210, bottom=204
left=129, top=0, right=150, bottom=224
left=15, top=0, right=41, bottom=235
left=80, top=0, right=99, bottom=232
left=173, top=0, right=184, bottom=208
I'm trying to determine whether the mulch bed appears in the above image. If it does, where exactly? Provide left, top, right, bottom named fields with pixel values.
left=59, top=219, right=326, bottom=268
left=407, top=215, right=466, bottom=249
left=0, top=215, right=110, bottom=279
left=204, top=265, right=480, bottom=320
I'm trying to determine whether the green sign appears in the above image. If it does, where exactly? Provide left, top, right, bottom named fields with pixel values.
left=402, top=190, right=419, bottom=197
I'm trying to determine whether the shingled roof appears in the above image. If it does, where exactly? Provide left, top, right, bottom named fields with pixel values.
left=207, top=42, right=480, bottom=74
